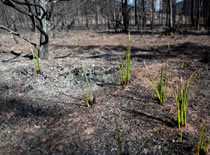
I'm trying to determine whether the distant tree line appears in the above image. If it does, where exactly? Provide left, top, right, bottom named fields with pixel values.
left=1, top=0, right=210, bottom=31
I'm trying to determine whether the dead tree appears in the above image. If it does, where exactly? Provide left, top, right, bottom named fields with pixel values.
left=134, top=0, right=138, bottom=26
left=122, top=0, right=129, bottom=32
left=142, top=0, right=146, bottom=29
left=0, top=0, right=54, bottom=59
left=150, top=0, right=155, bottom=30
left=191, top=0, right=195, bottom=27
left=164, top=0, right=176, bottom=32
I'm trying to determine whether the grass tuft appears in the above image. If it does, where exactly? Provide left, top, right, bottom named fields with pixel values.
left=115, top=127, right=124, bottom=155
left=32, top=48, right=41, bottom=75
left=196, top=125, right=210, bottom=155
left=83, top=66, right=95, bottom=107
left=176, top=78, right=189, bottom=128
left=152, top=67, right=167, bottom=104
left=175, top=71, right=198, bottom=128
left=119, top=32, right=132, bottom=86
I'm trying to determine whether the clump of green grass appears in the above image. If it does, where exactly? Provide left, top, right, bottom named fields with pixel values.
left=150, top=67, right=167, bottom=105
left=119, top=32, right=132, bottom=86
left=83, top=66, right=95, bottom=107
left=175, top=71, right=198, bottom=128
left=196, top=125, right=210, bottom=155
left=84, top=84, right=95, bottom=108
left=176, top=78, right=189, bottom=128
left=32, top=48, right=41, bottom=74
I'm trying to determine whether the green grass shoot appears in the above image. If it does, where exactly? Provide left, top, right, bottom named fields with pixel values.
left=149, top=67, right=167, bottom=105
left=33, top=48, right=41, bottom=75
left=175, top=71, right=198, bottom=128
left=83, top=66, right=95, bottom=107
left=196, top=125, right=209, bottom=155
left=119, top=32, right=132, bottom=86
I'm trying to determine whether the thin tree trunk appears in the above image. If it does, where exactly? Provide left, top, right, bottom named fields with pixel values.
left=191, top=0, right=195, bottom=27
left=170, top=0, right=173, bottom=29
left=39, top=0, right=49, bottom=59
left=167, top=0, right=176, bottom=32
left=122, top=0, right=129, bottom=32
left=196, top=0, right=200, bottom=30
left=151, top=0, right=155, bottom=30
left=95, top=0, right=99, bottom=27
left=135, top=0, right=138, bottom=25
left=142, top=0, right=146, bottom=28
left=208, top=1, right=210, bottom=33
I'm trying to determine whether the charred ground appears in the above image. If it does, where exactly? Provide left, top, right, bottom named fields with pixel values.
left=0, top=31, right=209, bottom=155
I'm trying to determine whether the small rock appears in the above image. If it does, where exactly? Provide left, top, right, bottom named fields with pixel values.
left=84, top=127, right=95, bottom=135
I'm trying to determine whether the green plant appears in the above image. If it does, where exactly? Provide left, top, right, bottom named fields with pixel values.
left=84, top=91, right=94, bottom=107
left=179, top=130, right=183, bottom=143
left=181, top=62, right=190, bottom=69
left=83, top=66, right=95, bottom=107
left=176, top=79, right=189, bottom=128
left=175, top=72, right=198, bottom=128
left=119, top=32, right=132, bottom=86
left=150, top=67, right=167, bottom=105
left=196, top=125, right=210, bottom=155
left=115, top=128, right=123, bottom=155
left=32, top=48, right=41, bottom=74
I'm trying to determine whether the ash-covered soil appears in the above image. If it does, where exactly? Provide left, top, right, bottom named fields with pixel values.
left=0, top=31, right=210, bottom=155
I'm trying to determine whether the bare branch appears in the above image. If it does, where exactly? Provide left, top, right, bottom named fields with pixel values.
left=0, top=25, right=37, bottom=47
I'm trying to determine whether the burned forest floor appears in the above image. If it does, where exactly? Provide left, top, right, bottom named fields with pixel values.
left=0, top=31, right=210, bottom=155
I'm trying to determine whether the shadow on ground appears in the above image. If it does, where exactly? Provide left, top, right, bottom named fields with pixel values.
left=51, top=42, right=210, bottom=64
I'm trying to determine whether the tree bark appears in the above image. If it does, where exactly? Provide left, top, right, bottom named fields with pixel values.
left=167, top=0, right=176, bottom=32
left=151, top=0, right=155, bottom=30
left=39, top=0, right=48, bottom=59
left=195, top=0, right=200, bottom=30
left=122, top=0, right=129, bottom=32
left=191, top=0, right=195, bottom=27
left=142, top=0, right=146, bottom=28
left=135, top=0, right=138, bottom=26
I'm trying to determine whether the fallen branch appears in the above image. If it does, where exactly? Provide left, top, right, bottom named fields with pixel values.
left=0, top=25, right=37, bottom=47
left=10, top=50, right=22, bottom=56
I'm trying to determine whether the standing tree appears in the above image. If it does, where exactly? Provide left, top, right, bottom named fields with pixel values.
left=122, top=0, right=129, bottom=32
left=165, top=0, right=176, bottom=32
left=150, top=0, right=155, bottom=30
left=0, top=0, right=54, bottom=59
left=142, top=0, right=146, bottom=29
left=191, top=0, right=195, bottom=27
left=134, top=0, right=138, bottom=26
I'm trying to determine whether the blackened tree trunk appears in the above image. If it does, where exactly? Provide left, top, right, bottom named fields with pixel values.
left=135, top=0, right=138, bottom=25
left=166, top=0, right=176, bottom=32
left=208, top=1, right=210, bottom=34
left=142, top=0, right=146, bottom=28
left=95, top=0, right=99, bottom=27
left=172, top=0, right=176, bottom=31
left=122, top=0, right=129, bottom=32
left=166, top=0, right=170, bottom=28
left=191, top=0, right=195, bottom=27
left=151, top=0, right=155, bottom=30
left=39, top=0, right=49, bottom=59
left=195, top=0, right=201, bottom=30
